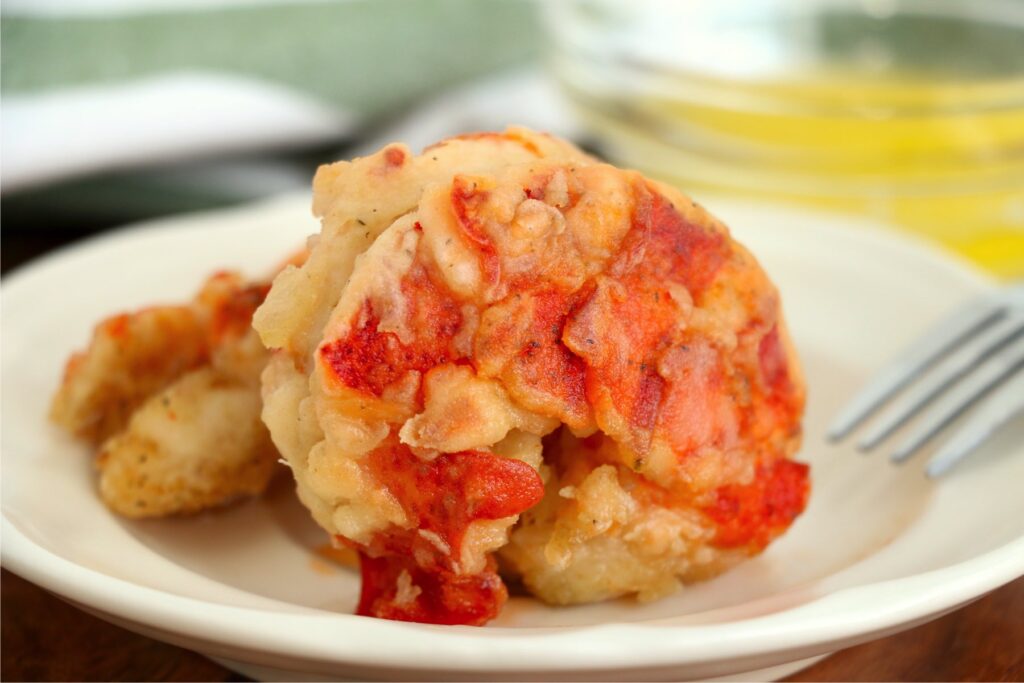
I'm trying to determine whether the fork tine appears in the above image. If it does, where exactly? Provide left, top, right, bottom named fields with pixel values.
left=857, top=310, right=1024, bottom=450
left=889, top=340, right=1024, bottom=463
left=827, top=297, right=1007, bottom=441
left=925, top=372, right=1024, bottom=477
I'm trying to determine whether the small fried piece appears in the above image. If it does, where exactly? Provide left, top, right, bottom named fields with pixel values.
left=53, top=271, right=280, bottom=518
left=50, top=307, right=206, bottom=443
left=97, top=355, right=275, bottom=517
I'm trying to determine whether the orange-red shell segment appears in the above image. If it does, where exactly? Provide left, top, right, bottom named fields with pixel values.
left=354, top=438, right=544, bottom=624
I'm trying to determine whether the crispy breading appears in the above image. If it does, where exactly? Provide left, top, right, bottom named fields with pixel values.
left=52, top=272, right=280, bottom=518
left=97, top=348, right=276, bottom=518
left=50, top=307, right=206, bottom=443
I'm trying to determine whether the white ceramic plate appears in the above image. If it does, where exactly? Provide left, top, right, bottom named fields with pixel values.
left=3, top=195, right=1023, bottom=681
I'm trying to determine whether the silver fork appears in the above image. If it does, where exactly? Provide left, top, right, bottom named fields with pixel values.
left=828, top=285, right=1024, bottom=477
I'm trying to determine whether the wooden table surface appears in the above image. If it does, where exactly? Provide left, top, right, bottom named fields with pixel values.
left=2, top=569, right=1021, bottom=682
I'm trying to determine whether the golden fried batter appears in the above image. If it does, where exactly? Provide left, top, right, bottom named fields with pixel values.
left=51, top=306, right=206, bottom=443
left=52, top=272, right=280, bottom=518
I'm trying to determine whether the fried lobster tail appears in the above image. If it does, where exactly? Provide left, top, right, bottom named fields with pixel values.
left=255, top=127, right=808, bottom=625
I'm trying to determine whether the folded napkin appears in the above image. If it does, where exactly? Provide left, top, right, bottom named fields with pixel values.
left=1, top=0, right=542, bottom=191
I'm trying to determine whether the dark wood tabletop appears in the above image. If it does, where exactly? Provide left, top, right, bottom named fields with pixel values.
left=2, top=568, right=1021, bottom=682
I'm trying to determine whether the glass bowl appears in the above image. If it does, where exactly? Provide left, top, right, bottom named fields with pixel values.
left=544, top=0, right=1024, bottom=278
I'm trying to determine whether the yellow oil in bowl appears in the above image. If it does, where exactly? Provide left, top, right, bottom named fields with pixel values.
left=546, top=1, right=1024, bottom=278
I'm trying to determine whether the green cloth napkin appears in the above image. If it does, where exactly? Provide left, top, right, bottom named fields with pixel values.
left=1, top=0, right=542, bottom=223
left=3, top=0, right=541, bottom=118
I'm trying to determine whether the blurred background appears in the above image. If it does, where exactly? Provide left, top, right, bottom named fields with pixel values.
left=3, top=0, right=1023, bottom=278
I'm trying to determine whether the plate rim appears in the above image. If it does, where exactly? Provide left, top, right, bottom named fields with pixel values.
left=5, top=519, right=1023, bottom=672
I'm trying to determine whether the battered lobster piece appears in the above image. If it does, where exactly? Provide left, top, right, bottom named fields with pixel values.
left=255, top=127, right=808, bottom=625
left=52, top=272, right=280, bottom=518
